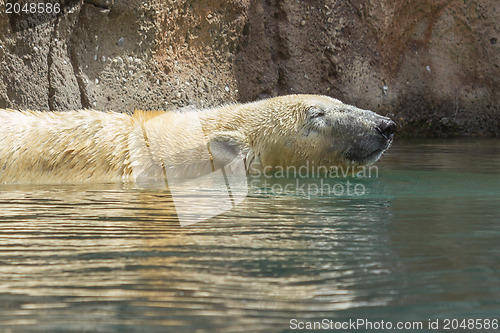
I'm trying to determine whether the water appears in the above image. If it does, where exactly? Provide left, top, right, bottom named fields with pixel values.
left=0, top=139, right=499, bottom=332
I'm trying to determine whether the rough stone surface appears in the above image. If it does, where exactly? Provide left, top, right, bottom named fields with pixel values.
left=0, top=0, right=498, bottom=136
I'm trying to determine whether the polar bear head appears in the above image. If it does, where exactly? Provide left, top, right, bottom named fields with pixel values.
left=207, top=94, right=395, bottom=173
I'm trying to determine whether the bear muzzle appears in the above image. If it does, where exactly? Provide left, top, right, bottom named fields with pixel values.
left=343, top=118, right=396, bottom=165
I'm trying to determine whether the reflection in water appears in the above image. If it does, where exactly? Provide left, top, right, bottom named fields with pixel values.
left=0, top=139, right=499, bottom=331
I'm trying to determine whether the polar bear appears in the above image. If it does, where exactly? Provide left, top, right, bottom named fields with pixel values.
left=0, top=94, right=395, bottom=184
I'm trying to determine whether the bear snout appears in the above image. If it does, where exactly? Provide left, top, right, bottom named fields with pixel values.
left=376, top=119, right=396, bottom=141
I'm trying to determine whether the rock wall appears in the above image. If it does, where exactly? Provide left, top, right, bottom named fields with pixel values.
left=0, top=0, right=498, bottom=136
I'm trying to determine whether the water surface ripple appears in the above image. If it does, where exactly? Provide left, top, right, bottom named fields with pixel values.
left=0, top=139, right=499, bottom=332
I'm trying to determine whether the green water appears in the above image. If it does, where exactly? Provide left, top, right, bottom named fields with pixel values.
left=0, top=139, right=499, bottom=332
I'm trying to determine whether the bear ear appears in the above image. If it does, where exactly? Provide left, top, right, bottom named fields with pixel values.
left=208, top=131, right=249, bottom=171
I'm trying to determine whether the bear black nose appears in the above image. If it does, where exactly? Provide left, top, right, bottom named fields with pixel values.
left=376, top=119, right=396, bottom=140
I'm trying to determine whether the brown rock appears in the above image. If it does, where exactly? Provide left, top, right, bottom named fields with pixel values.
left=0, top=0, right=498, bottom=136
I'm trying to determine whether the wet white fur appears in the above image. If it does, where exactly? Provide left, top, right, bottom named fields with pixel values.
left=0, top=95, right=385, bottom=184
